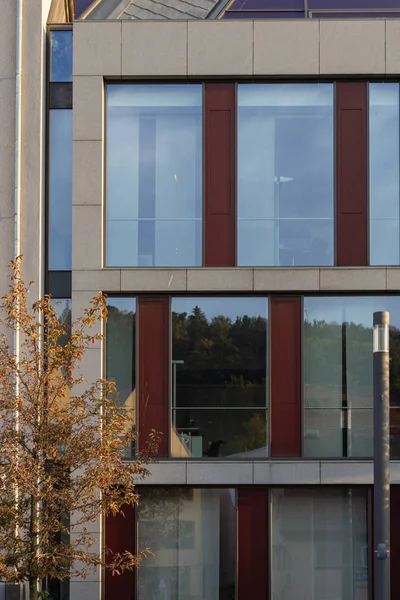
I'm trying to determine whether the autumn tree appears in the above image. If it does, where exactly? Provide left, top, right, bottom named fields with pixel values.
left=0, top=258, right=159, bottom=600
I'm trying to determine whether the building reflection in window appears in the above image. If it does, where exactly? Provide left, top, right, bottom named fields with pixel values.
left=106, top=297, right=136, bottom=458
left=304, top=295, right=400, bottom=458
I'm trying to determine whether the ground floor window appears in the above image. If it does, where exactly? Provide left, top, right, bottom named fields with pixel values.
left=137, top=487, right=236, bottom=600
left=270, top=488, right=369, bottom=600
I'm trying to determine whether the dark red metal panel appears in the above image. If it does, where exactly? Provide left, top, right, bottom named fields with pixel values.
left=204, top=83, right=235, bottom=267
left=391, top=487, right=400, bottom=600
left=105, top=505, right=135, bottom=600
left=138, top=297, right=169, bottom=456
left=336, top=82, right=368, bottom=266
left=270, top=297, right=302, bottom=457
left=238, top=489, right=268, bottom=600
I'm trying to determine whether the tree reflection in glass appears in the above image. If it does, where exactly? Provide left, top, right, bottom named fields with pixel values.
left=171, top=297, right=268, bottom=459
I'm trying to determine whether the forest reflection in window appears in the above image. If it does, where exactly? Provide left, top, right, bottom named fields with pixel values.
left=171, top=297, right=268, bottom=459
left=106, top=297, right=136, bottom=458
left=304, top=296, right=400, bottom=458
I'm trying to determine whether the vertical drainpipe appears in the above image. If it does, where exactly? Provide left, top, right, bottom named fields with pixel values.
left=14, top=0, right=22, bottom=262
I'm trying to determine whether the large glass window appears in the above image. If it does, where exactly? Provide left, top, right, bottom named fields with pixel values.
left=237, top=84, right=334, bottom=267
left=106, top=84, right=203, bottom=267
left=271, top=488, right=369, bottom=600
left=138, top=488, right=236, bottom=600
left=304, top=296, right=400, bottom=458
left=171, top=297, right=268, bottom=459
left=106, top=298, right=136, bottom=458
left=48, top=110, right=72, bottom=271
left=369, top=83, right=400, bottom=265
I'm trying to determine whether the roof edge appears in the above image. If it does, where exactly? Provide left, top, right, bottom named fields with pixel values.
left=206, top=0, right=232, bottom=18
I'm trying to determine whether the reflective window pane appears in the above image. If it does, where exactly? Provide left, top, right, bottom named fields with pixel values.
left=304, top=296, right=400, bottom=458
left=238, top=84, right=334, bottom=267
left=50, top=30, right=72, bottom=82
left=106, top=84, right=203, bottom=267
left=106, top=298, right=136, bottom=458
left=369, top=83, right=400, bottom=265
left=138, top=488, right=236, bottom=600
left=271, top=488, right=369, bottom=600
left=309, top=0, right=400, bottom=7
left=49, top=110, right=72, bottom=270
left=171, top=297, right=268, bottom=458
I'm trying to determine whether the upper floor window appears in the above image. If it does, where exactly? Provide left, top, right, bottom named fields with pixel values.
left=106, top=84, right=203, bottom=268
left=48, top=109, right=72, bottom=271
left=50, top=30, right=72, bottom=83
left=369, top=83, right=400, bottom=265
left=237, top=83, right=334, bottom=267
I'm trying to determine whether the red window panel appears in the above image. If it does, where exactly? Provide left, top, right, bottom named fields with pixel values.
left=336, top=82, right=368, bottom=266
left=105, top=504, right=135, bottom=600
left=238, top=489, right=269, bottom=600
left=138, top=297, right=169, bottom=456
left=204, top=83, right=236, bottom=267
left=390, top=487, right=400, bottom=600
left=270, top=297, right=302, bottom=457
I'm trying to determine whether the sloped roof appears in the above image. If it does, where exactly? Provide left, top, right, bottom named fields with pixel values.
left=83, top=0, right=219, bottom=19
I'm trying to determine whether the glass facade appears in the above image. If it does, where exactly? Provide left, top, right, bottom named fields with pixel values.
left=138, top=488, right=236, bottom=600
left=48, top=110, right=72, bottom=271
left=106, top=298, right=136, bottom=458
left=106, top=84, right=203, bottom=267
left=271, top=488, right=369, bottom=600
left=369, top=83, right=400, bottom=265
left=50, top=30, right=73, bottom=83
left=237, top=84, right=334, bottom=267
left=304, top=296, right=400, bottom=458
left=223, top=0, right=400, bottom=18
left=171, top=297, right=268, bottom=458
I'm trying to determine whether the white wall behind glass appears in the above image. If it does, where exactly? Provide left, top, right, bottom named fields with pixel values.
left=271, top=488, right=369, bottom=600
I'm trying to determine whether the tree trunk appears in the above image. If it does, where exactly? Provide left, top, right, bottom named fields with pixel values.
left=29, top=578, right=39, bottom=600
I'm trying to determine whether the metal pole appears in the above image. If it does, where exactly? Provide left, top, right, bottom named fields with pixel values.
left=373, top=311, right=391, bottom=600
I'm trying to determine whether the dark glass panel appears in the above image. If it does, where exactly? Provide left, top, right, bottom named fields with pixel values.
left=309, top=0, right=400, bottom=7
left=173, top=408, right=267, bottom=458
left=138, top=488, right=236, bottom=600
left=106, top=298, right=136, bottom=458
left=304, top=296, right=400, bottom=458
left=50, top=83, right=73, bottom=110
left=171, top=297, right=268, bottom=459
left=228, top=0, right=303, bottom=8
left=75, top=0, right=94, bottom=17
left=310, top=10, right=400, bottom=16
left=50, top=30, right=72, bottom=83
left=48, top=110, right=72, bottom=271
left=48, top=271, right=72, bottom=299
left=224, top=9, right=305, bottom=16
